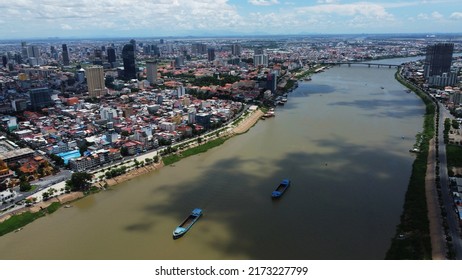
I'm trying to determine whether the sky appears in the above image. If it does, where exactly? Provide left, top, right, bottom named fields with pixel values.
left=0, top=0, right=461, bottom=39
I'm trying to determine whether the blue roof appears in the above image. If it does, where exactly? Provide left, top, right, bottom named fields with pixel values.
left=57, top=150, right=81, bottom=165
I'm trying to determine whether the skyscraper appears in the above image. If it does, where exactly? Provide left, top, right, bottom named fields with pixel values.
left=231, top=44, right=242, bottom=56
left=146, top=61, right=158, bottom=84
left=29, top=88, right=53, bottom=111
left=27, top=45, right=40, bottom=58
left=21, top=42, right=28, bottom=58
left=191, top=43, right=207, bottom=55
left=2, top=56, right=7, bottom=68
left=266, top=72, right=277, bottom=93
left=62, top=44, right=70, bottom=66
left=424, top=43, right=454, bottom=78
left=107, top=47, right=116, bottom=65
left=122, top=44, right=136, bottom=80
left=207, top=48, right=215, bottom=62
left=86, top=66, right=105, bottom=98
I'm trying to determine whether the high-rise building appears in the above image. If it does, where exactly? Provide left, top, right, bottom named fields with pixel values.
left=146, top=61, right=158, bottom=84
left=424, top=43, right=454, bottom=78
left=254, top=47, right=264, bottom=55
left=253, top=54, right=268, bottom=67
left=266, top=72, right=277, bottom=93
left=122, top=44, right=136, bottom=80
left=152, top=45, right=160, bottom=56
left=27, top=45, right=40, bottom=58
left=86, top=66, right=105, bottom=98
left=174, top=56, right=184, bottom=67
left=231, top=44, right=242, bottom=56
left=62, top=44, right=70, bottom=66
left=14, top=54, right=22, bottom=64
left=207, top=48, right=215, bottom=62
left=94, top=49, right=102, bottom=58
left=21, top=42, right=28, bottom=58
left=192, top=43, right=207, bottom=55
left=29, top=88, right=53, bottom=111
left=107, top=47, right=116, bottom=64
left=2, top=56, right=7, bottom=68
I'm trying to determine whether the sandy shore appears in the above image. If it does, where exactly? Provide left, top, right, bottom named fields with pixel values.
left=0, top=192, right=85, bottom=223
left=102, top=162, right=164, bottom=187
left=231, top=109, right=264, bottom=135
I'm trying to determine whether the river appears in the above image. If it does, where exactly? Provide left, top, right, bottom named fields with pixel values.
left=0, top=58, right=426, bottom=260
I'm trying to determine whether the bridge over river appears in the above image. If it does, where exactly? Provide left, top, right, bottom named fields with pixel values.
left=324, top=62, right=401, bottom=68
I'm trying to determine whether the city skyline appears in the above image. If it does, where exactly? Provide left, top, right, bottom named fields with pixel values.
left=0, top=0, right=461, bottom=40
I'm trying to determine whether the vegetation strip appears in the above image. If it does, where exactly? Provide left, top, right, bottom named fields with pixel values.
left=385, top=70, right=434, bottom=259
left=0, top=202, right=61, bottom=236
left=162, top=137, right=229, bottom=166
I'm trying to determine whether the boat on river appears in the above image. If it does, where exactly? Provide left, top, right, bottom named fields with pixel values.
left=272, top=179, right=291, bottom=198
left=173, top=208, right=203, bottom=239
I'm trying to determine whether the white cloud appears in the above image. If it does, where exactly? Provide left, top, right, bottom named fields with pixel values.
left=248, top=0, right=279, bottom=6
left=450, top=12, right=462, bottom=20
left=60, top=24, right=74, bottom=30
left=317, top=0, right=339, bottom=3
left=417, top=13, right=429, bottom=20
left=298, top=3, right=394, bottom=20
left=417, top=11, right=445, bottom=20
left=431, top=11, right=444, bottom=19
left=0, top=0, right=459, bottom=38
left=0, top=0, right=245, bottom=36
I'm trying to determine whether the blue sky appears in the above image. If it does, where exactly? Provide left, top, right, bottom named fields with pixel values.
left=0, top=0, right=461, bottom=39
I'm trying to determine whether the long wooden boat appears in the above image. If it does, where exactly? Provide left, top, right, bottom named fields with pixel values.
left=271, top=179, right=291, bottom=198
left=173, top=208, right=203, bottom=239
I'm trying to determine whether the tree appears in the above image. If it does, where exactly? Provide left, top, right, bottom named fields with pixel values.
left=65, top=172, right=93, bottom=192
left=42, top=192, right=50, bottom=201
left=19, top=180, right=32, bottom=192
left=120, top=146, right=129, bottom=156
left=49, top=154, right=65, bottom=166
left=452, top=119, right=460, bottom=130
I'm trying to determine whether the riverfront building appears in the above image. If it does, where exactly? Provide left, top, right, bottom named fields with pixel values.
left=424, top=43, right=454, bottom=78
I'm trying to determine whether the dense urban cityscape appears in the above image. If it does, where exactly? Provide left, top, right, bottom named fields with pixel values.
left=0, top=33, right=462, bottom=261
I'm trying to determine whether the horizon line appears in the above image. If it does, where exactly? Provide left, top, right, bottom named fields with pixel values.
left=2, top=32, right=462, bottom=43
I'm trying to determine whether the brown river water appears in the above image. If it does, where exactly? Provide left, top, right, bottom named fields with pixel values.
left=0, top=62, right=425, bottom=259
